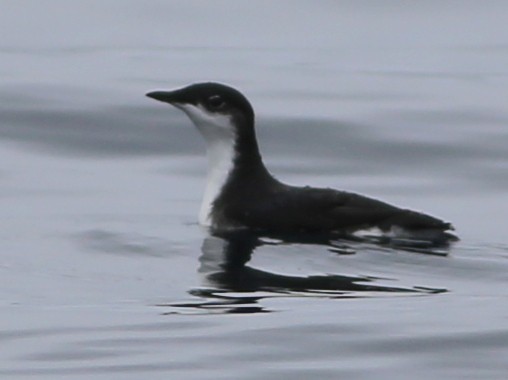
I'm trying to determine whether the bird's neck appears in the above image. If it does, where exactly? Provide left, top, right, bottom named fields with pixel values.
left=199, top=138, right=235, bottom=225
left=199, top=130, right=273, bottom=226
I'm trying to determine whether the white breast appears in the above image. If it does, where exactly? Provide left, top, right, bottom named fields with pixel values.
left=175, top=103, right=236, bottom=226
left=199, top=138, right=235, bottom=225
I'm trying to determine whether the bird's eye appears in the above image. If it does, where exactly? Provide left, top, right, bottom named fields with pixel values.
left=206, top=95, right=225, bottom=109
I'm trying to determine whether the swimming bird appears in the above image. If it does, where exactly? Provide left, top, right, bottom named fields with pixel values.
left=146, top=82, right=457, bottom=244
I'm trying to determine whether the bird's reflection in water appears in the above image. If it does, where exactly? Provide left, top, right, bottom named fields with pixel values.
left=164, top=231, right=448, bottom=315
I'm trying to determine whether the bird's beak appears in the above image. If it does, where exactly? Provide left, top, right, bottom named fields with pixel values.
left=145, top=90, right=180, bottom=104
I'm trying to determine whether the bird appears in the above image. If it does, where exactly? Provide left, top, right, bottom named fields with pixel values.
left=146, top=82, right=457, bottom=245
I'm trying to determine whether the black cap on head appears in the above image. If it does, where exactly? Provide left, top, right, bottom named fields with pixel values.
left=146, top=82, right=254, bottom=122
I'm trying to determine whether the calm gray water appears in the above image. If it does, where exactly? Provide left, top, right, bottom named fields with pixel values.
left=1, top=1, right=508, bottom=379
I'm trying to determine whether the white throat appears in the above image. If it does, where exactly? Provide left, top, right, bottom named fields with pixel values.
left=200, top=139, right=235, bottom=225
left=176, top=103, right=236, bottom=226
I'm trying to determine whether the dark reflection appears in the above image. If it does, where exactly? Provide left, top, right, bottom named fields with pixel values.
left=164, top=231, right=447, bottom=315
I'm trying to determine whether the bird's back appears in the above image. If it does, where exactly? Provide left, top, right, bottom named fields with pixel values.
left=214, top=182, right=456, bottom=244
